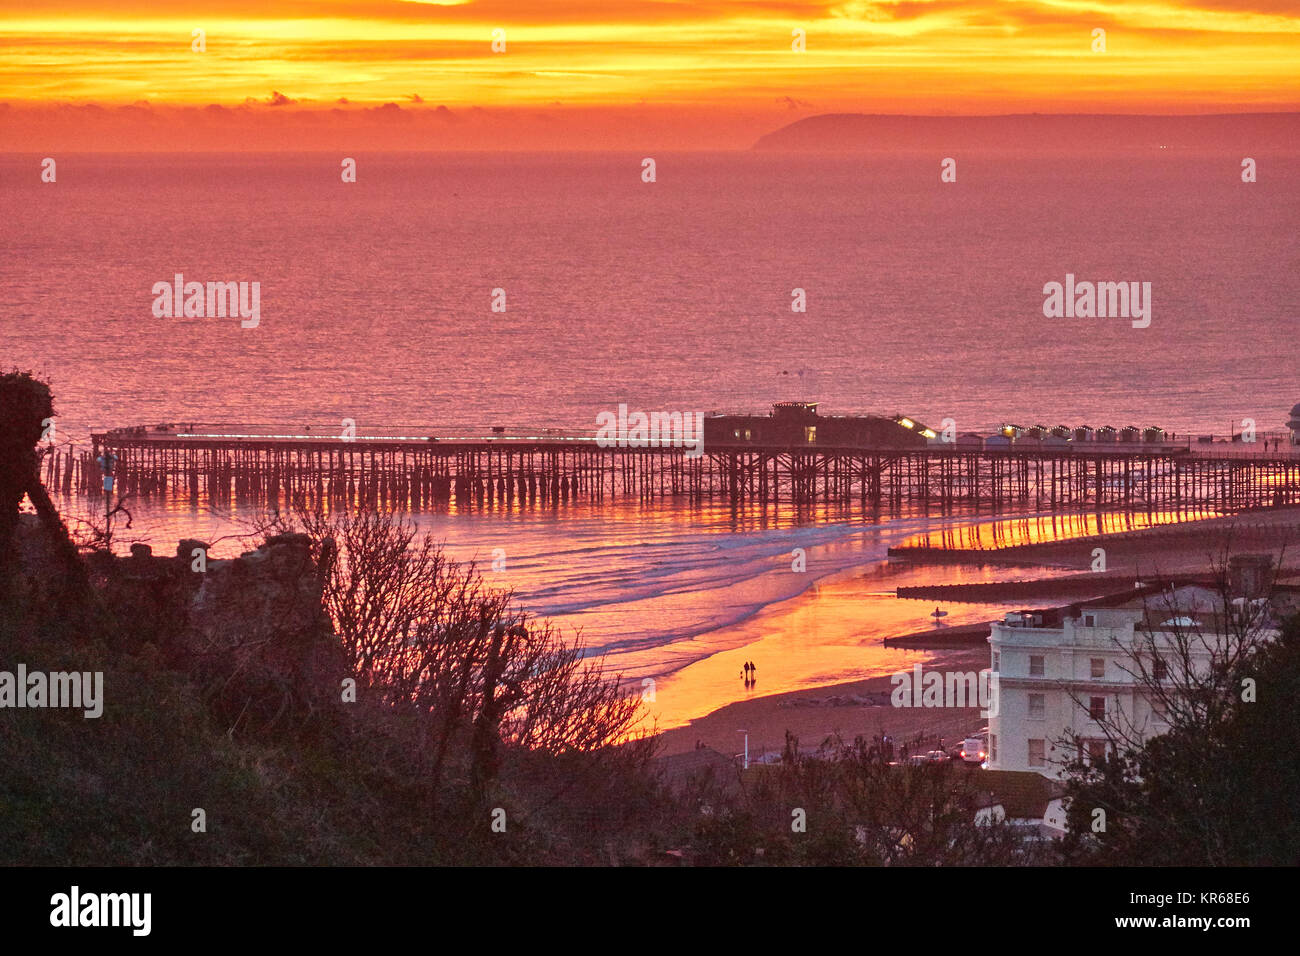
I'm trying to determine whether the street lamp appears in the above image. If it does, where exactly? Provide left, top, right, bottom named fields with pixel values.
left=737, top=729, right=749, bottom=770
left=95, top=451, right=118, bottom=523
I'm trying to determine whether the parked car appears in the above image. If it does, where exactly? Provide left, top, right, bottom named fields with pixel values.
left=903, top=751, right=948, bottom=766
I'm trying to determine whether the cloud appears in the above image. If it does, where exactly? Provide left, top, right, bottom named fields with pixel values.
left=365, top=101, right=413, bottom=120
left=267, top=90, right=297, bottom=107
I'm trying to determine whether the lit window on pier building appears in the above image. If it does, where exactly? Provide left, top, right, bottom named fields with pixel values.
left=703, top=402, right=931, bottom=448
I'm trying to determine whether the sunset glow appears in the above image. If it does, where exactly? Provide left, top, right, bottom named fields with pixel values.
left=2, top=1, right=1297, bottom=148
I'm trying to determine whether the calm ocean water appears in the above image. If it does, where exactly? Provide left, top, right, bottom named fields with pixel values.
left=3, top=151, right=1296, bottom=719
left=4, top=151, right=1298, bottom=437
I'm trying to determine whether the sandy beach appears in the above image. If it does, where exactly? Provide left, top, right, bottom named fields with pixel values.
left=653, top=507, right=1300, bottom=759
left=639, top=555, right=1070, bottom=740
left=655, top=647, right=989, bottom=758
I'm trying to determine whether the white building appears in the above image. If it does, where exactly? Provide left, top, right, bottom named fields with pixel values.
left=973, top=770, right=1068, bottom=841
left=986, top=584, right=1277, bottom=778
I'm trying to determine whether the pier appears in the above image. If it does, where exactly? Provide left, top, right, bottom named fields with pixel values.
left=45, top=423, right=1300, bottom=515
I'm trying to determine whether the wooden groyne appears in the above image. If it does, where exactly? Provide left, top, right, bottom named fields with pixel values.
left=894, top=575, right=1209, bottom=604
left=56, top=424, right=1300, bottom=514
left=882, top=622, right=993, bottom=648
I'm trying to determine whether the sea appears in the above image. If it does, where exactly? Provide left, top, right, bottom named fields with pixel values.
left=3, top=150, right=1297, bottom=724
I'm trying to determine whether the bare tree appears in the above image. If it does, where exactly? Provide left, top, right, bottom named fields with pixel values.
left=272, top=504, right=650, bottom=798
left=1059, top=546, right=1280, bottom=761
left=1056, top=545, right=1287, bottom=862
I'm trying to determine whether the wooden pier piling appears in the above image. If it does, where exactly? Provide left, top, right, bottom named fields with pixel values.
left=56, top=427, right=1300, bottom=521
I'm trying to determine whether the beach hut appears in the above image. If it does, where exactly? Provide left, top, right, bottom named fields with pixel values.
left=1073, top=426, right=1094, bottom=442
left=956, top=432, right=984, bottom=450
left=1095, top=426, right=1117, bottom=442
left=1119, top=425, right=1141, bottom=443
left=1142, top=426, right=1165, bottom=443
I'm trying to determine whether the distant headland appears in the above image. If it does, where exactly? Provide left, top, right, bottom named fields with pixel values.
left=751, top=112, right=1300, bottom=152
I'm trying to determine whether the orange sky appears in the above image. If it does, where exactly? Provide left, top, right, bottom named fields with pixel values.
left=2, top=0, right=1298, bottom=148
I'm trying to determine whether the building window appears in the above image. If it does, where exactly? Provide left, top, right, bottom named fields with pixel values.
left=990, top=734, right=998, bottom=761
left=1029, top=655, right=1045, bottom=677
left=1080, top=739, right=1107, bottom=763
left=1090, top=658, right=1105, bottom=679
left=1083, top=614, right=1096, bottom=627
left=744, top=429, right=752, bottom=441
left=1152, top=699, right=1168, bottom=723
left=1028, top=693, right=1045, bottom=719
left=992, top=651, right=1000, bottom=673
left=1028, top=739, right=1046, bottom=767
left=1089, top=696, right=1106, bottom=721
left=804, top=426, right=816, bottom=443
left=1152, top=658, right=1168, bottom=680
left=733, top=429, right=741, bottom=439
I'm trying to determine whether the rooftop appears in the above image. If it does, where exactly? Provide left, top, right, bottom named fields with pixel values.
left=975, top=770, right=1066, bottom=819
